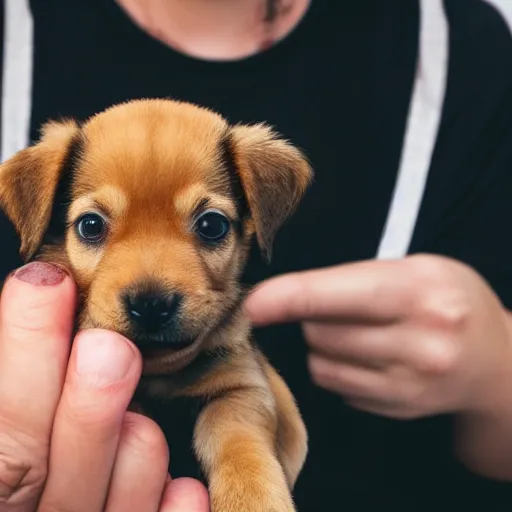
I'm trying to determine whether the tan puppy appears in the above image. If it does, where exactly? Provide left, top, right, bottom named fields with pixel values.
left=0, top=99, right=311, bottom=512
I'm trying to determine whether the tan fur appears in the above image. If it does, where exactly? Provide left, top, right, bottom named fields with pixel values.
left=0, top=120, right=79, bottom=259
left=265, top=362, right=309, bottom=487
left=229, top=123, right=312, bottom=261
left=0, top=99, right=311, bottom=512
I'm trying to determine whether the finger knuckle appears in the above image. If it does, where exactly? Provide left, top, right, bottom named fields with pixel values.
left=422, top=289, right=471, bottom=331
left=0, top=448, right=47, bottom=505
left=437, top=291, right=471, bottom=331
left=405, top=256, right=472, bottom=327
left=416, top=338, right=460, bottom=375
left=121, top=412, right=169, bottom=459
left=405, top=254, right=448, bottom=280
left=404, top=255, right=451, bottom=296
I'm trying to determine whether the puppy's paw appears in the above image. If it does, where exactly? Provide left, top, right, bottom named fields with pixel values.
left=210, top=469, right=295, bottom=512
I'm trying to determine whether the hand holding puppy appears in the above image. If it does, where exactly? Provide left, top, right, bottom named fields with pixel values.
left=0, top=261, right=209, bottom=512
left=245, top=254, right=512, bottom=420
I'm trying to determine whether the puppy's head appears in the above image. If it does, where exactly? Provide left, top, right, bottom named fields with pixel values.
left=0, top=99, right=312, bottom=373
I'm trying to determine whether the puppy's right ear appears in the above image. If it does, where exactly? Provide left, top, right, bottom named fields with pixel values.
left=227, top=124, right=312, bottom=262
left=0, top=120, right=80, bottom=261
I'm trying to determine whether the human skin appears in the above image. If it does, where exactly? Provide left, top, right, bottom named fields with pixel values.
left=116, top=0, right=311, bottom=60
left=0, top=261, right=209, bottom=512
left=245, top=254, right=512, bottom=481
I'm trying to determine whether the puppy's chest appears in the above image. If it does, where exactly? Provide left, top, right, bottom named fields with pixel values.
left=143, top=395, right=205, bottom=481
left=134, top=361, right=221, bottom=481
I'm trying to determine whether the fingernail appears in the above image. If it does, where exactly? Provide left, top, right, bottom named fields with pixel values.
left=14, top=262, right=68, bottom=286
left=75, top=332, right=136, bottom=387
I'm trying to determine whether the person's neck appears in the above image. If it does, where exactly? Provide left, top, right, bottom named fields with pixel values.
left=115, top=0, right=311, bottom=60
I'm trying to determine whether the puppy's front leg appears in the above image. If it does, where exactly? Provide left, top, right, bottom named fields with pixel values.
left=194, top=387, right=295, bottom=512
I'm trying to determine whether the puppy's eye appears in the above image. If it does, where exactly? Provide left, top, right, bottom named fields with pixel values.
left=194, top=210, right=230, bottom=243
left=75, top=213, right=107, bottom=244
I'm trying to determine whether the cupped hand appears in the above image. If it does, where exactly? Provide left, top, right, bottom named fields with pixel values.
left=0, top=261, right=209, bottom=511
left=245, top=254, right=512, bottom=419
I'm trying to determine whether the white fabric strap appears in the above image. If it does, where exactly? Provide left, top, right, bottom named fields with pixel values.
left=1, top=0, right=33, bottom=162
left=484, top=0, right=512, bottom=34
left=376, top=0, right=449, bottom=260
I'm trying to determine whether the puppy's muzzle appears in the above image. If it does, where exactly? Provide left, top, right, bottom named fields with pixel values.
left=122, top=287, right=193, bottom=350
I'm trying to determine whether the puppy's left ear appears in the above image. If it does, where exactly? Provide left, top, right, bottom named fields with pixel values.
left=228, top=124, right=313, bottom=262
left=0, top=120, right=80, bottom=261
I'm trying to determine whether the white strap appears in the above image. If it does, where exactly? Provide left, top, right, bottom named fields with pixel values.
left=1, top=0, right=33, bottom=162
left=484, top=0, right=512, bottom=34
left=376, top=0, right=449, bottom=260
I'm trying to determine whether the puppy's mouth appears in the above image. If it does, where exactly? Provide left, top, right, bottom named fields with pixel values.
left=135, top=334, right=205, bottom=375
left=136, top=336, right=196, bottom=353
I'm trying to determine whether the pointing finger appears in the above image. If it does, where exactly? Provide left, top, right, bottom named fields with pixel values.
left=245, top=260, right=413, bottom=326
left=0, top=262, right=76, bottom=511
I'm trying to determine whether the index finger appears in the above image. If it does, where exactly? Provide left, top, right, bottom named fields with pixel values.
left=0, top=263, right=76, bottom=434
left=0, top=262, right=76, bottom=510
left=244, top=259, right=412, bottom=326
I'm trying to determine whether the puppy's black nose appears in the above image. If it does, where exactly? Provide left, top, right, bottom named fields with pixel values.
left=124, top=292, right=180, bottom=333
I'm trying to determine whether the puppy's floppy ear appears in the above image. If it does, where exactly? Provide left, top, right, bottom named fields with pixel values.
left=0, top=120, right=80, bottom=261
left=228, top=124, right=312, bottom=262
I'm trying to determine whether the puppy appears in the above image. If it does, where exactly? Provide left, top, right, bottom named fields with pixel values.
left=0, top=99, right=311, bottom=512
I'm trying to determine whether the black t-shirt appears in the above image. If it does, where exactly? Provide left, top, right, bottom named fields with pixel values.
left=1, top=0, right=512, bottom=509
